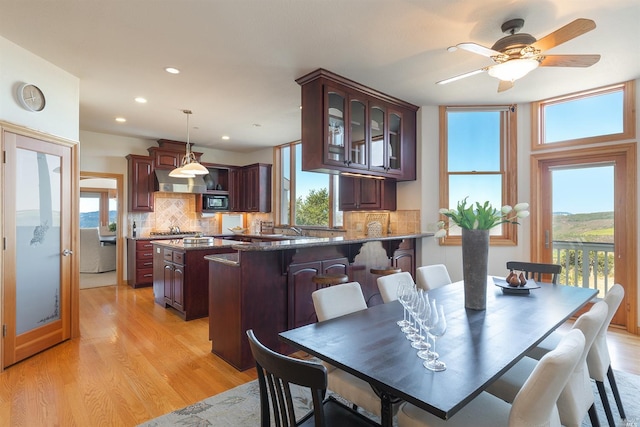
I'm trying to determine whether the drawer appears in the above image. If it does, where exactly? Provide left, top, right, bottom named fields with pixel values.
left=173, top=251, right=184, bottom=265
left=137, top=259, right=154, bottom=269
left=135, top=268, right=154, bottom=284
left=163, top=249, right=173, bottom=262
left=135, top=240, right=154, bottom=251
left=136, top=249, right=154, bottom=260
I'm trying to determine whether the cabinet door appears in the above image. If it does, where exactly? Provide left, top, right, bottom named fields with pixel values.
left=287, top=261, right=321, bottom=329
left=163, top=263, right=173, bottom=303
left=357, top=178, right=383, bottom=210
left=172, top=266, right=185, bottom=312
left=127, top=155, right=154, bottom=212
left=325, top=86, right=348, bottom=167
left=386, top=109, right=403, bottom=176
left=322, top=258, right=349, bottom=275
left=338, top=176, right=359, bottom=210
left=348, top=95, right=368, bottom=170
left=244, top=167, right=258, bottom=211
left=369, top=103, right=386, bottom=173
left=229, top=168, right=243, bottom=211
left=393, top=250, right=415, bottom=278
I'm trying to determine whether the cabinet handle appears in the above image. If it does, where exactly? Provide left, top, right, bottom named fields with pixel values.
left=143, top=274, right=152, bottom=278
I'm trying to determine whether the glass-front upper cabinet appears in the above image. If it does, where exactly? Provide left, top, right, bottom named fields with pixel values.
left=387, top=109, right=403, bottom=175
left=369, top=105, right=386, bottom=170
left=349, top=96, right=368, bottom=169
left=326, top=87, right=346, bottom=165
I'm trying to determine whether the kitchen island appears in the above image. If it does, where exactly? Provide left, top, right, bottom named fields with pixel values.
left=204, top=232, right=431, bottom=370
left=151, top=238, right=248, bottom=320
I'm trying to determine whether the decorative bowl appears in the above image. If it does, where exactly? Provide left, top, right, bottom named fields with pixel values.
left=228, top=227, right=248, bottom=235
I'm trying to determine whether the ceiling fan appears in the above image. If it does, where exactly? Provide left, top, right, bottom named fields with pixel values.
left=438, top=18, right=601, bottom=92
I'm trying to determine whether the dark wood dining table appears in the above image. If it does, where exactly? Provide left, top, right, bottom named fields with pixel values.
left=279, top=279, right=597, bottom=427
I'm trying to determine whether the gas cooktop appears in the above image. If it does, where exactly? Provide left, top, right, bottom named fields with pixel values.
left=150, top=231, right=199, bottom=236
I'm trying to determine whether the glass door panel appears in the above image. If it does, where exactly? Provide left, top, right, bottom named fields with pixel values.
left=388, top=112, right=402, bottom=172
left=370, top=106, right=385, bottom=169
left=349, top=98, right=367, bottom=168
left=327, top=91, right=345, bottom=164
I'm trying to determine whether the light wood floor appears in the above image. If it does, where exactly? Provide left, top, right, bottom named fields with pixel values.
left=0, top=284, right=638, bottom=426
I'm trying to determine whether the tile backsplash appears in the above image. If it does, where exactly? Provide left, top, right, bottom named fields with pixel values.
left=127, top=193, right=420, bottom=237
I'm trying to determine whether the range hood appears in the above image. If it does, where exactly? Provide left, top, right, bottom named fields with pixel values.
left=154, top=169, right=207, bottom=194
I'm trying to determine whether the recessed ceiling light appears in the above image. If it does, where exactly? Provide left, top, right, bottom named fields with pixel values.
left=222, top=135, right=230, bottom=140
left=115, top=117, right=127, bottom=123
left=134, top=97, right=147, bottom=103
left=165, top=67, right=180, bottom=74
left=252, top=123, right=261, bottom=127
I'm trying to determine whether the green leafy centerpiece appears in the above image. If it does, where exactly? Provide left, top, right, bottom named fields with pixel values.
left=436, top=198, right=529, bottom=310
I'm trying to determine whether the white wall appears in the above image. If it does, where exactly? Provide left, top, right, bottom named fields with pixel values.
left=0, top=36, right=79, bottom=141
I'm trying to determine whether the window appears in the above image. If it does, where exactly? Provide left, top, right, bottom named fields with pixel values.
left=532, top=81, right=635, bottom=149
left=275, top=142, right=343, bottom=228
left=439, top=105, right=518, bottom=245
left=80, top=189, right=117, bottom=228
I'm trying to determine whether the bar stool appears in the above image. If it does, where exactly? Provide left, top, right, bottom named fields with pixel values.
left=311, top=273, right=349, bottom=288
left=370, top=266, right=401, bottom=276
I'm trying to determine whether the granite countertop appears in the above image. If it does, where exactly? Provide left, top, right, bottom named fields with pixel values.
left=150, top=238, right=249, bottom=250
left=216, top=232, right=433, bottom=252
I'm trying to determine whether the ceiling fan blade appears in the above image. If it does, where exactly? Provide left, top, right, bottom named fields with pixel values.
left=437, top=68, right=487, bottom=85
left=531, top=18, right=596, bottom=52
left=539, top=54, right=601, bottom=67
left=453, top=42, right=504, bottom=59
left=497, top=80, right=514, bottom=93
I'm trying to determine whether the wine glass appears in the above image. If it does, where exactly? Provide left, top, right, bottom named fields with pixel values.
left=396, top=280, right=413, bottom=328
left=410, top=290, right=431, bottom=350
left=423, top=302, right=447, bottom=372
left=405, top=289, right=424, bottom=341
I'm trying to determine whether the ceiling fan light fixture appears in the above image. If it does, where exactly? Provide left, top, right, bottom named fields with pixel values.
left=488, top=58, right=539, bottom=82
left=170, top=109, right=210, bottom=178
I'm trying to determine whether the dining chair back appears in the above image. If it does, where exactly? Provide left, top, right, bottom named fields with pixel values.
left=397, top=329, right=586, bottom=427
left=415, top=264, right=452, bottom=291
left=312, top=282, right=389, bottom=418
left=377, top=271, right=415, bottom=303
left=245, top=329, right=380, bottom=427
left=506, top=261, right=561, bottom=284
left=487, top=301, right=607, bottom=427
left=312, top=282, right=367, bottom=322
left=527, top=285, right=626, bottom=427
left=587, top=284, right=626, bottom=425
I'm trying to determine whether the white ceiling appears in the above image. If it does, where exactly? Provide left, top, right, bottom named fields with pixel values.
left=1, top=0, right=639, bottom=152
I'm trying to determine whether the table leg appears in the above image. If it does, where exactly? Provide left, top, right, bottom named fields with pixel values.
left=371, top=384, right=402, bottom=427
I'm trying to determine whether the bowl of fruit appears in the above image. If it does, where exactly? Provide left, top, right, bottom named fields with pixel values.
left=228, top=226, right=248, bottom=235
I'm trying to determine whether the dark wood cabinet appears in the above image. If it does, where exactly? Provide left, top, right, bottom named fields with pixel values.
left=229, top=163, right=272, bottom=212
left=126, top=238, right=154, bottom=288
left=287, top=257, right=349, bottom=329
left=297, top=68, right=418, bottom=181
left=339, top=175, right=397, bottom=211
left=163, top=249, right=185, bottom=312
left=152, top=244, right=233, bottom=321
left=148, top=139, right=202, bottom=170
left=126, top=155, right=154, bottom=212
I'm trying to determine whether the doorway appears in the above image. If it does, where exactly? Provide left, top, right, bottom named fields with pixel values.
left=531, top=143, right=637, bottom=333
left=79, top=172, right=124, bottom=288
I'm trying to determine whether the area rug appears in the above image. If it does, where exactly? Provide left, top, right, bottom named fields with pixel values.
left=140, top=370, right=640, bottom=426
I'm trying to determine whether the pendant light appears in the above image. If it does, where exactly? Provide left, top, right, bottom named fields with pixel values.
left=169, top=110, right=209, bottom=178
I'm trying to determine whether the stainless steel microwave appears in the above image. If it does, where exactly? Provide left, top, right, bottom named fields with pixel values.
left=203, top=194, right=229, bottom=211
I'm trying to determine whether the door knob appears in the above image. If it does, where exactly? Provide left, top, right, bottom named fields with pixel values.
left=62, top=249, right=73, bottom=256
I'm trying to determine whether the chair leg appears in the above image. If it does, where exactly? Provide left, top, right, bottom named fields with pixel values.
left=596, top=380, right=616, bottom=427
left=607, top=366, right=626, bottom=419
left=588, top=403, right=601, bottom=427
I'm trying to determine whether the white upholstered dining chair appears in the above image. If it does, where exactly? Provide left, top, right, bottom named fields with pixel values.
left=415, top=264, right=451, bottom=291
left=528, top=284, right=626, bottom=427
left=486, top=301, right=608, bottom=427
left=397, top=329, right=586, bottom=427
left=311, top=282, right=387, bottom=418
left=376, top=271, right=415, bottom=303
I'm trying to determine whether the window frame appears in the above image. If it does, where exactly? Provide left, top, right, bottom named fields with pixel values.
left=274, top=141, right=341, bottom=228
left=531, top=81, right=635, bottom=151
left=439, top=105, right=518, bottom=246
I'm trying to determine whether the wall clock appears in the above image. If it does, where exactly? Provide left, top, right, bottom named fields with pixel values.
left=17, top=83, right=46, bottom=112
